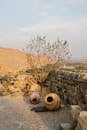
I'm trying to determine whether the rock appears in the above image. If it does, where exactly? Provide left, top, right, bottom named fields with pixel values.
left=11, top=91, right=24, bottom=97
left=16, top=74, right=26, bottom=81
left=59, top=123, right=73, bottom=130
left=70, top=105, right=81, bottom=128
left=14, top=81, right=25, bottom=89
left=29, top=83, right=41, bottom=92
left=8, top=85, right=21, bottom=93
left=80, top=73, right=87, bottom=80
left=70, top=105, right=81, bottom=119
left=75, top=111, right=87, bottom=130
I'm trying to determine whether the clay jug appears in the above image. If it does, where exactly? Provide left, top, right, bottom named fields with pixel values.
left=45, top=93, right=61, bottom=110
left=29, top=92, right=41, bottom=105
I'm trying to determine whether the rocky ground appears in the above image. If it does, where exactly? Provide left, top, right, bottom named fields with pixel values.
left=0, top=61, right=87, bottom=130
left=0, top=96, right=73, bottom=130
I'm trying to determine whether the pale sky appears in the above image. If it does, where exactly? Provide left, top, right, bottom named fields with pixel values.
left=0, top=0, right=87, bottom=59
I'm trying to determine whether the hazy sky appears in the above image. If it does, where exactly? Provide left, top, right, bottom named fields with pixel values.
left=0, top=0, right=87, bottom=59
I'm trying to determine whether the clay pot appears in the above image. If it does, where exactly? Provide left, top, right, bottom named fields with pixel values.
left=29, top=92, right=41, bottom=105
left=45, top=93, right=61, bottom=110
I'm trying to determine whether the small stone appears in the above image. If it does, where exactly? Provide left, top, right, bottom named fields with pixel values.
left=16, top=74, right=26, bottom=81
left=60, top=104, right=65, bottom=108
left=29, top=83, right=41, bottom=92
left=70, top=105, right=81, bottom=128
left=80, top=73, right=87, bottom=79
left=59, top=123, right=73, bottom=130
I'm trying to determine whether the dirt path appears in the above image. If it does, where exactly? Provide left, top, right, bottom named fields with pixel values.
left=0, top=96, right=72, bottom=130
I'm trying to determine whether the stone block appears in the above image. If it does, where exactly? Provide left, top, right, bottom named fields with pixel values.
left=75, top=111, right=87, bottom=130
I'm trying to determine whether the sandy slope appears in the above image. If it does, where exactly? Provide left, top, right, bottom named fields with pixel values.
left=0, top=47, right=28, bottom=74
left=0, top=47, right=53, bottom=74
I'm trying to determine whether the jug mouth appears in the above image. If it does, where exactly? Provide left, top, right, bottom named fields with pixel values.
left=46, top=96, right=54, bottom=104
left=47, top=96, right=53, bottom=102
left=32, top=98, right=37, bottom=103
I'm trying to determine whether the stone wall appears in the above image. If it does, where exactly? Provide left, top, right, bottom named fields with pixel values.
left=42, top=69, right=87, bottom=110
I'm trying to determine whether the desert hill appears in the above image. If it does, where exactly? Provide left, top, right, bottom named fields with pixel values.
left=0, top=47, right=53, bottom=74
left=0, top=47, right=28, bottom=74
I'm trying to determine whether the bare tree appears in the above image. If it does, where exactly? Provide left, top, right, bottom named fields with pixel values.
left=25, top=36, right=71, bottom=68
left=46, top=39, right=71, bottom=63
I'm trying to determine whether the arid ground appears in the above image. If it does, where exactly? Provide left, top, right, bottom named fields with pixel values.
left=0, top=47, right=87, bottom=130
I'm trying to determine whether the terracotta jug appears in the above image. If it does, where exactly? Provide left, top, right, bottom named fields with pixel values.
left=45, top=93, right=61, bottom=110
left=29, top=92, right=41, bottom=105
